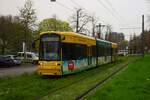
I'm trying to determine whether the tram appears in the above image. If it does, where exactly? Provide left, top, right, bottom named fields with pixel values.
left=37, top=31, right=118, bottom=75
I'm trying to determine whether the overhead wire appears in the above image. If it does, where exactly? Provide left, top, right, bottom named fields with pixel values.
left=104, top=0, right=129, bottom=25
left=96, top=0, right=143, bottom=39
left=52, top=0, right=120, bottom=34
left=96, top=0, right=124, bottom=26
left=56, top=1, right=74, bottom=12
left=70, top=0, right=109, bottom=25
left=71, top=0, right=82, bottom=8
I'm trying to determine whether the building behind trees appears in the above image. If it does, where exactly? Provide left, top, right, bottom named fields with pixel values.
left=129, top=30, right=150, bottom=54
left=105, top=32, right=127, bottom=51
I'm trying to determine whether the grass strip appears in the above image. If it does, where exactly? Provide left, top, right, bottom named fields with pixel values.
left=41, top=56, right=136, bottom=100
left=86, top=55, right=150, bottom=100
left=0, top=56, right=132, bottom=100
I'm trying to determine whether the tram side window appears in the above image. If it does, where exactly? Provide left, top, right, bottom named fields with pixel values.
left=97, top=46, right=105, bottom=57
left=105, top=47, right=108, bottom=56
left=97, top=46, right=100, bottom=57
left=75, top=44, right=87, bottom=59
left=62, top=43, right=87, bottom=60
left=92, top=46, right=97, bottom=57
left=109, top=47, right=111, bottom=55
left=113, top=48, right=117, bottom=55
left=109, top=47, right=112, bottom=55
left=103, top=47, right=106, bottom=56
left=106, top=47, right=111, bottom=56
left=62, top=43, right=72, bottom=60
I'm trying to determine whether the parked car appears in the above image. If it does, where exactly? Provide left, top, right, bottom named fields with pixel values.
left=0, top=55, right=21, bottom=67
left=17, top=52, right=39, bottom=64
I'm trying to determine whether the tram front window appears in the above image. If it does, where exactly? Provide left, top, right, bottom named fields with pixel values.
left=40, top=35, right=60, bottom=61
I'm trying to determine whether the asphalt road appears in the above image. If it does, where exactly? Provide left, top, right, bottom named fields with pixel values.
left=0, top=64, right=37, bottom=77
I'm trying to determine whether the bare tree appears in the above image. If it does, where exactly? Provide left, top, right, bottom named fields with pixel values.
left=90, top=14, right=99, bottom=37
left=69, top=9, right=92, bottom=34
left=105, top=24, right=112, bottom=40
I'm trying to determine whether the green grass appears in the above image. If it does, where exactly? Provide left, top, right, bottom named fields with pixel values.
left=42, top=56, right=136, bottom=100
left=0, top=56, right=134, bottom=100
left=87, top=55, right=150, bottom=100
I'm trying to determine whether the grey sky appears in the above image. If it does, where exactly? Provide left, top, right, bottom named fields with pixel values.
left=0, top=0, right=149, bottom=40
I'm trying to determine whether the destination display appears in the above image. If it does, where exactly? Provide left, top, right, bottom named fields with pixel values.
left=42, top=36, right=59, bottom=42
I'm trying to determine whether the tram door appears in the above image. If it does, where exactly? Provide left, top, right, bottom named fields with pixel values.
left=88, top=46, right=92, bottom=65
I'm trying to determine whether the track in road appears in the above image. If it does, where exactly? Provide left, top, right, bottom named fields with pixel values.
left=75, top=62, right=130, bottom=100
left=37, top=61, right=131, bottom=100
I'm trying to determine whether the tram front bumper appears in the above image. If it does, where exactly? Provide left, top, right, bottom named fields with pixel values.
left=38, top=61, right=62, bottom=76
left=38, top=69, right=62, bottom=75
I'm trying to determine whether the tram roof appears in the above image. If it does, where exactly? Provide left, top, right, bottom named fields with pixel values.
left=40, top=31, right=118, bottom=47
left=40, top=31, right=95, bottom=40
left=96, top=38, right=111, bottom=47
left=40, top=31, right=96, bottom=45
left=111, top=42, right=118, bottom=48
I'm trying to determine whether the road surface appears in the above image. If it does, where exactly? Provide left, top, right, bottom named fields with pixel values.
left=0, top=64, right=37, bottom=77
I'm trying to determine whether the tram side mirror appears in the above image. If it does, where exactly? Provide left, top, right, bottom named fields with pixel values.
left=32, top=38, right=39, bottom=49
left=61, top=36, right=65, bottom=40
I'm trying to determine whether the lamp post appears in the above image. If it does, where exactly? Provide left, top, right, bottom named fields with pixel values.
left=76, top=9, right=82, bottom=33
left=141, top=15, right=144, bottom=57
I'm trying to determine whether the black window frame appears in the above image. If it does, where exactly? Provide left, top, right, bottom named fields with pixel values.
left=62, top=43, right=87, bottom=60
left=39, top=33, right=61, bottom=61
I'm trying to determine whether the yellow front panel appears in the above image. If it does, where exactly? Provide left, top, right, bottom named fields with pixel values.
left=38, top=61, right=62, bottom=75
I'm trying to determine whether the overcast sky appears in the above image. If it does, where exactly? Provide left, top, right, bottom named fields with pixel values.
left=0, top=0, right=149, bottom=40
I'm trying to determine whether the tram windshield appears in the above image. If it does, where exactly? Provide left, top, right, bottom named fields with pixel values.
left=40, top=34, right=60, bottom=61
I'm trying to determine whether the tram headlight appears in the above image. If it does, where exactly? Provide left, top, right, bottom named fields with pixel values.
left=39, top=62, right=43, bottom=66
left=57, top=63, right=61, bottom=66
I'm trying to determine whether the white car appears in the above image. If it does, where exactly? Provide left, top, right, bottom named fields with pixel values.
left=117, top=50, right=128, bottom=56
left=17, top=52, right=39, bottom=64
